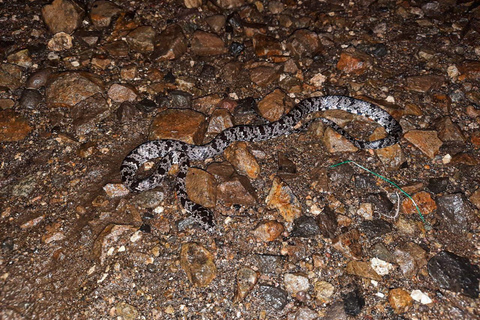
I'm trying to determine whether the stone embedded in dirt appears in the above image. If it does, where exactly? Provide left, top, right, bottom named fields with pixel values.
left=48, top=32, right=73, bottom=51
left=427, top=251, right=480, bottom=298
left=92, top=224, right=139, bottom=264
left=249, top=66, right=280, bottom=87
left=336, top=52, right=369, bottom=75
left=169, top=90, right=192, bottom=108
left=26, top=68, right=53, bottom=89
left=41, top=0, right=84, bottom=34
left=207, top=161, right=236, bottom=181
left=436, top=193, right=473, bottom=234
left=290, top=215, right=320, bottom=238
left=469, top=188, right=480, bottom=209
left=277, top=153, right=296, bottom=174
left=315, top=281, right=335, bottom=303
left=252, top=34, right=283, bottom=57
left=216, top=175, right=257, bottom=206
left=89, top=1, right=122, bottom=28
left=345, top=260, right=382, bottom=281
left=252, top=220, right=284, bottom=241
left=427, top=177, right=449, bottom=194
left=71, top=93, right=108, bottom=135
left=233, top=267, right=260, bottom=302
left=388, top=288, right=413, bottom=314
left=358, top=219, right=393, bottom=238
left=184, top=0, right=202, bottom=8
left=0, top=63, right=23, bottom=90
left=322, top=127, right=359, bottom=153
left=190, top=31, right=227, bottom=56
left=19, top=89, right=43, bottom=109
left=284, top=273, right=310, bottom=295
left=316, top=206, right=338, bottom=239
left=186, top=168, right=217, bottom=208
left=371, top=126, right=405, bottom=169
left=103, top=40, right=130, bottom=57
left=342, top=289, right=365, bottom=316
left=205, top=15, right=226, bottom=33
left=180, top=243, right=217, bottom=287
left=0, top=110, right=33, bottom=142
left=20, top=215, right=45, bottom=229
left=394, top=242, right=427, bottom=278
left=436, top=117, right=465, bottom=142
left=46, top=72, right=105, bottom=107
left=152, top=24, right=187, bottom=61
left=150, top=109, right=207, bottom=144
left=401, top=190, right=436, bottom=215
left=207, top=108, right=233, bottom=134
left=370, top=257, right=394, bottom=276
left=7, top=49, right=32, bottom=68
left=115, top=302, right=138, bottom=320
left=293, top=307, right=317, bottom=320
left=286, top=29, right=321, bottom=58
left=216, top=0, right=245, bottom=9
left=450, top=152, right=479, bottom=166
left=266, top=176, right=302, bottom=223
left=224, top=141, right=260, bottom=179
left=126, top=26, right=156, bottom=53
left=107, top=83, right=138, bottom=102
left=404, top=130, right=443, bottom=159
left=257, top=88, right=288, bottom=122
left=103, top=183, right=130, bottom=198
left=258, top=284, right=288, bottom=310
left=254, top=254, right=284, bottom=274
left=0, top=98, right=14, bottom=109
left=75, top=30, right=101, bottom=46
left=333, top=229, right=363, bottom=259
left=42, top=222, right=66, bottom=244
left=406, top=75, right=445, bottom=93
left=457, top=60, right=480, bottom=81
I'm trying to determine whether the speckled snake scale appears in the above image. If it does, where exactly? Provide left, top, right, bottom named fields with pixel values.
left=121, top=95, right=403, bottom=232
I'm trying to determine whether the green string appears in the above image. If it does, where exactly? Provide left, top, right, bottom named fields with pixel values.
left=330, top=160, right=431, bottom=230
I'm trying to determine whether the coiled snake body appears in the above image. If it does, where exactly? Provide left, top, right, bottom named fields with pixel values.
left=121, top=96, right=402, bottom=232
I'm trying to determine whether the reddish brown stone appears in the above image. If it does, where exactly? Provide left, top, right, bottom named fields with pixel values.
left=401, top=191, right=436, bottom=215
left=0, top=110, right=33, bottom=142
left=150, top=109, right=207, bottom=144
left=336, top=52, right=369, bottom=75
left=191, top=31, right=227, bottom=56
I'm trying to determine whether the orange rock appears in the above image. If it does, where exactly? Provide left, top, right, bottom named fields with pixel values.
left=0, top=110, right=33, bottom=142
left=401, top=191, right=436, bottom=215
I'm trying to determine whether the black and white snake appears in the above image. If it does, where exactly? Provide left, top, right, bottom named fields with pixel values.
left=121, top=95, right=402, bottom=232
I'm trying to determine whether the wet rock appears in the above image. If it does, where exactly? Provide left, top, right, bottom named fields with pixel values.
left=252, top=220, right=284, bottom=242
left=315, top=281, right=335, bottom=303
left=224, top=141, right=260, bottom=179
left=428, top=251, right=480, bottom=298
left=286, top=29, right=321, bottom=58
left=42, top=0, right=84, bottom=34
left=108, top=83, right=138, bottom=102
left=323, top=127, right=359, bottom=153
left=266, top=176, right=302, bottom=222
left=180, top=243, right=217, bottom=287
left=401, top=191, right=436, bottom=215
left=284, top=273, right=310, bottom=295
left=7, top=49, right=32, bottom=68
left=345, top=261, right=382, bottom=281
left=333, top=229, right=363, bottom=259
left=290, top=215, right=320, bottom=238
left=253, top=34, right=282, bottom=57
left=359, top=219, right=392, bottom=238
left=191, top=31, right=227, bottom=56
left=92, top=224, right=139, bottom=264
left=469, top=188, right=480, bottom=209
left=90, top=1, right=122, bottom=28
left=404, top=130, right=443, bottom=159
left=152, top=24, right=187, bottom=61
left=186, top=168, right=217, bottom=208
left=394, top=242, right=427, bottom=278
left=258, top=284, right=288, bottom=310
left=436, top=193, right=473, bottom=233
left=216, top=175, right=257, bottom=206
left=47, top=32, right=73, bottom=51
left=0, top=110, right=33, bottom=142
left=115, top=302, right=138, bottom=320
left=207, top=108, right=233, bottom=134
left=26, top=68, right=53, bottom=89
left=316, top=207, right=338, bottom=239
left=0, top=63, right=23, bottom=90
left=406, top=75, right=444, bottom=93
left=233, top=267, right=259, bottom=302
left=342, top=289, right=365, bottom=316
left=257, top=88, right=288, bottom=122
left=435, top=117, right=465, bottom=142
left=254, top=254, right=284, bottom=274
left=150, top=109, right=207, bottom=144
left=19, top=89, right=43, bottom=109
left=46, top=72, right=105, bottom=107
left=336, top=52, right=369, bottom=75
left=427, top=177, right=449, bottom=194
left=249, top=66, right=280, bottom=87
left=388, top=288, right=413, bottom=314
left=371, top=126, right=405, bottom=169
left=126, top=26, right=155, bottom=53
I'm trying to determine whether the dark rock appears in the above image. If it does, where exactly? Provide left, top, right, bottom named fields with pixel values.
left=428, top=251, right=480, bottom=298
left=152, top=24, right=187, bottom=61
left=26, top=68, right=52, bottom=89
left=230, top=41, right=245, bottom=56
left=278, top=153, right=296, bottom=174
left=254, top=254, right=284, bottom=274
left=365, top=193, right=394, bottom=216
left=427, top=177, right=449, bottom=194
left=354, top=174, right=377, bottom=190
left=316, top=206, right=338, bottom=239
left=164, top=71, right=176, bottom=83
left=169, top=90, right=192, bottom=108
left=343, top=289, right=365, bottom=316
left=359, top=219, right=393, bottom=238
left=258, top=284, right=288, bottom=310
left=436, top=193, right=473, bottom=233
left=291, top=215, right=320, bottom=237
left=136, top=98, right=158, bottom=113
left=116, top=101, right=141, bottom=122
left=19, top=89, right=43, bottom=109
left=370, top=242, right=395, bottom=263
left=328, top=164, right=354, bottom=188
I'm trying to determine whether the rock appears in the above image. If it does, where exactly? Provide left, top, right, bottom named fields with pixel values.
left=342, top=289, right=365, bottom=316
left=206, top=15, right=226, bottom=33
left=370, top=257, right=394, bottom=276
left=357, top=203, right=374, bottom=220
left=469, top=188, right=480, bottom=209
left=186, top=168, right=217, bottom=208
left=71, top=94, right=109, bottom=135
left=410, top=290, right=432, bottom=304
left=47, top=32, right=73, bottom=51
left=26, top=68, right=53, bottom=89
left=19, top=89, right=43, bottom=110
left=103, top=183, right=129, bottom=198
left=345, top=261, right=382, bottom=281
left=233, top=267, right=259, bottom=302
left=333, top=229, right=363, bottom=259
left=316, top=207, right=338, bottom=239
left=249, top=66, right=280, bottom=87
left=0, top=99, right=14, bottom=109
left=323, top=127, right=359, bottom=153
left=278, top=153, right=296, bottom=174
left=216, top=175, right=257, bottom=206
left=134, top=190, right=164, bottom=209
left=394, top=242, right=427, bottom=278
left=258, top=284, right=288, bottom=310
left=359, top=219, right=393, bottom=238
left=184, top=0, right=203, bottom=8
left=365, top=193, right=394, bottom=216
left=427, top=177, right=449, bottom=194
left=92, top=224, right=138, bottom=264
left=152, top=24, right=187, bottom=61
left=180, top=243, right=217, bottom=287
left=115, top=302, right=138, bottom=320
left=0, top=63, right=23, bottom=90
left=436, top=117, right=465, bottom=142
left=90, top=1, right=122, bottom=28
left=284, top=273, right=310, bottom=295
left=371, top=127, right=405, bottom=169
left=404, top=130, right=443, bottom=159
left=216, top=0, right=245, bottom=9
left=286, top=29, right=321, bottom=58
left=254, top=254, right=284, bottom=274
left=75, top=30, right=101, bottom=46
left=253, top=34, right=282, bottom=57
left=336, top=52, right=369, bottom=75
left=191, top=31, right=227, bottom=56
left=42, top=0, right=84, bottom=34
left=207, top=108, right=233, bottom=134
left=224, top=141, right=260, bottom=179
left=266, top=176, right=302, bottom=222
left=406, top=75, right=444, bottom=93
left=290, top=216, right=320, bottom=238
left=103, top=41, right=130, bottom=57
left=370, top=242, right=395, bottom=263
left=252, top=220, right=284, bottom=242
left=401, top=191, right=436, bottom=215
left=314, top=281, right=335, bottom=303
left=108, top=83, right=138, bottom=102
left=0, top=110, right=33, bottom=142
left=46, top=72, right=105, bottom=107
left=388, top=288, right=413, bottom=314
left=323, top=302, right=348, bottom=320
left=436, top=193, right=473, bottom=234
left=7, top=49, right=32, bottom=68
left=293, top=307, right=318, bottom=320
left=457, top=60, right=480, bottom=81
left=257, top=89, right=288, bottom=122
left=150, top=109, right=207, bottom=144
left=126, top=26, right=156, bottom=53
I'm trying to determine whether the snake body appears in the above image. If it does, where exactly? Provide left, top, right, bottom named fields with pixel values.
left=121, top=96, right=403, bottom=232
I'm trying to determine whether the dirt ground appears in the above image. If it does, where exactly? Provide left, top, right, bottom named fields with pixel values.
left=1, top=0, right=479, bottom=319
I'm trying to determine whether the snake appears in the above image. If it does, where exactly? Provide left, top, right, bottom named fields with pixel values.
left=121, top=95, right=403, bottom=232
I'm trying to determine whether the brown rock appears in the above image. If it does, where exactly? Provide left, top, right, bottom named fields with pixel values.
left=191, top=31, right=227, bottom=56
left=450, top=152, right=479, bottom=166
left=253, top=34, right=283, bottom=57
left=103, top=41, right=130, bottom=57
left=42, top=0, right=84, bottom=34
left=47, top=32, right=73, bottom=51
left=46, top=72, right=105, bottom=107
left=394, top=242, right=427, bottom=278
left=205, top=15, right=226, bottom=33
left=388, top=288, right=413, bottom=314
left=150, top=109, right=207, bottom=144
left=216, top=175, right=257, bottom=206
left=457, top=60, right=480, bottom=81
left=7, top=49, right=32, bottom=68
left=0, top=63, right=23, bottom=90
left=180, top=243, right=217, bottom=287
left=249, top=66, right=280, bottom=87
left=404, top=130, right=442, bottom=159
left=126, top=26, right=156, bottom=53
left=26, top=68, right=53, bottom=89
left=108, top=83, right=138, bottom=103
left=0, top=110, right=32, bottom=142
left=186, top=168, right=217, bottom=208
left=152, top=24, right=187, bottom=61
left=252, top=220, right=284, bottom=241
left=224, top=141, right=260, bottom=179
left=90, top=1, right=122, bottom=28
left=323, top=127, right=359, bottom=153
left=435, top=117, right=465, bottom=142
left=406, top=75, right=444, bottom=93
left=233, top=267, right=260, bottom=302
left=469, top=189, right=480, bottom=209
left=332, top=229, right=363, bottom=259
left=184, top=0, right=203, bottom=8
left=257, top=89, right=287, bottom=122
left=216, top=0, right=245, bottom=9
left=401, top=191, right=436, bottom=215
left=286, top=29, right=321, bottom=58
left=92, top=224, right=139, bottom=264
left=371, top=127, right=405, bottom=169
left=345, top=260, right=382, bottom=281
left=207, top=108, right=233, bottom=134
left=336, top=52, right=369, bottom=75
left=266, top=176, right=302, bottom=222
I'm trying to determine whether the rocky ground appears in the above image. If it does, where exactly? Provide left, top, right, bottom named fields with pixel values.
left=1, top=0, right=480, bottom=319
